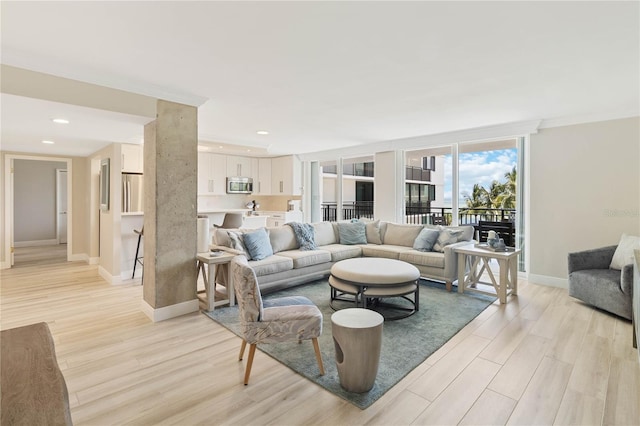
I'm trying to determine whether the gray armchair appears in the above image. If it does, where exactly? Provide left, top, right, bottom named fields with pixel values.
left=568, top=245, right=633, bottom=320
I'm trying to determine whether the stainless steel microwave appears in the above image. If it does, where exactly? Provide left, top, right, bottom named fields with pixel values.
left=227, top=177, right=253, bottom=194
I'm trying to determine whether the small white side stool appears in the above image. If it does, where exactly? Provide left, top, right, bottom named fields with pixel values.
left=331, top=308, right=384, bottom=393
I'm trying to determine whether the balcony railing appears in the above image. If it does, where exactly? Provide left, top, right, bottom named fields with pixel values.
left=321, top=202, right=374, bottom=222
left=405, top=206, right=515, bottom=226
left=321, top=203, right=514, bottom=227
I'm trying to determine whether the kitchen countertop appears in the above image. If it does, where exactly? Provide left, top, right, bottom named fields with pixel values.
left=198, top=209, right=251, bottom=214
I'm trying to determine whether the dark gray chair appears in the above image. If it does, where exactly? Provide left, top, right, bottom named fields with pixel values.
left=568, top=245, right=633, bottom=320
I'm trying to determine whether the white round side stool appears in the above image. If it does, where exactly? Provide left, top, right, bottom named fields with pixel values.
left=331, top=308, right=384, bottom=393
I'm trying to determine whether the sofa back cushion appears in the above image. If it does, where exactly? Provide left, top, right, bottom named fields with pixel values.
left=213, top=228, right=234, bottom=247
left=268, top=226, right=299, bottom=253
left=337, top=221, right=368, bottom=245
left=383, top=223, right=424, bottom=247
left=313, top=222, right=337, bottom=246
left=363, top=220, right=382, bottom=244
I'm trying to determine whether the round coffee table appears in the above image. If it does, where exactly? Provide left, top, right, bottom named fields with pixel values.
left=329, top=258, right=420, bottom=320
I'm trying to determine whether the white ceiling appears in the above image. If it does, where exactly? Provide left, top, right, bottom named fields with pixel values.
left=1, top=1, right=638, bottom=158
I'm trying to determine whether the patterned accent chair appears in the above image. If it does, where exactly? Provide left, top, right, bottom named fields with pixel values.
left=230, top=255, right=325, bottom=385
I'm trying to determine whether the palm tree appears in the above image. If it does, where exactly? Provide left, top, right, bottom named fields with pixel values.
left=495, top=167, right=516, bottom=209
left=464, top=184, right=489, bottom=213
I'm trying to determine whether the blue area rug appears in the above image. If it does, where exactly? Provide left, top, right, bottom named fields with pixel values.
left=204, top=279, right=496, bottom=409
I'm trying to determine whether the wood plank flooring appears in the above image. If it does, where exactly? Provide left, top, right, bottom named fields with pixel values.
left=1, top=258, right=638, bottom=425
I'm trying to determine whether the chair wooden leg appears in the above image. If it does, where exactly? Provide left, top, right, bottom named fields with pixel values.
left=239, top=340, right=247, bottom=360
left=312, top=337, right=325, bottom=375
left=244, top=343, right=257, bottom=385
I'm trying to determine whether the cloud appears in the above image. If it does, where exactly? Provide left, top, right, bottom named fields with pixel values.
left=442, top=149, right=517, bottom=205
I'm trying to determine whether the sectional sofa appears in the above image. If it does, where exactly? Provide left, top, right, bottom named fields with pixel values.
left=212, top=220, right=475, bottom=294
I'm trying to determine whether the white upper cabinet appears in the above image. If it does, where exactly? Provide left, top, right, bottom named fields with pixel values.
left=226, top=155, right=252, bottom=177
left=255, top=158, right=272, bottom=195
left=198, top=152, right=227, bottom=195
left=271, top=156, right=301, bottom=195
left=121, top=144, right=143, bottom=174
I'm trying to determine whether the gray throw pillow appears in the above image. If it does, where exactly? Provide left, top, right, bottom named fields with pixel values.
left=413, top=228, right=440, bottom=252
left=242, top=228, right=273, bottom=261
left=433, top=229, right=464, bottom=252
left=228, top=231, right=251, bottom=260
left=337, top=221, right=367, bottom=245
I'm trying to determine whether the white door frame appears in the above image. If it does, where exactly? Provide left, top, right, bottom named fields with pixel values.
left=56, top=168, right=68, bottom=244
left=2, top=154, right=73, bottom=269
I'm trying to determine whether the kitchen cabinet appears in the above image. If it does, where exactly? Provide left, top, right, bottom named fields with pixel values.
left=271, top=156, right=302, bottom=195
left=198, top=153, right=226, bottom=195
left=121, top=144, right=143, bottom=174
left=253, top=158, right=272, bottom=195
left=226, top=155, right=252, bottom=178
left=264, top=211, right=303, bottom=227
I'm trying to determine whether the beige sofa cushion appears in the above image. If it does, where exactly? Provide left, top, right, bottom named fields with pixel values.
left=383, top=223, right=424, bottom=247
left=360, top=244, right=412, bottom=259
left=313, top=222, right=337, bottom=246
left=320, top=244, right=363, bottom=262
left=248, top=255, right=294, bottom=276
left=363, top=219, right=382, bottom=244
left=277, top=249, right=331, bottom=269
left=268, top=226, right=298, bottom=253
left=399, top=250, right=445, bottom=268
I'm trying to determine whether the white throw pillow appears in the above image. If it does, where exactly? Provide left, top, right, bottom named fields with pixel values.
left=609, top=234, right=640, bottom=270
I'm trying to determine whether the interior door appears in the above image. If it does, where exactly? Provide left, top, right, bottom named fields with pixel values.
left=56, top=169, right=68, bottom=244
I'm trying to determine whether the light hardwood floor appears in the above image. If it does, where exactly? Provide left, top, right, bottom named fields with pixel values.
left=1, top=259, right=638, bottom=425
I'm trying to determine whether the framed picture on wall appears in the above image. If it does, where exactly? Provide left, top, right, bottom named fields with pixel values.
left=100, top=158, right=110, bottom=211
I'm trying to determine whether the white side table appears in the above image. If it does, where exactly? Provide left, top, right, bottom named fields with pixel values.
left=455, top=244, right=521, bottom=304
left=196, top=252, right=235, bottom=311
left=331, top=308, right=384, bottom=393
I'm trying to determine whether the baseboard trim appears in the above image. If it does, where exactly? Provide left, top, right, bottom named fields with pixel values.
left=98, top=266, right=124, bottom=285
left=121, top=268, right=143, bottom=280
left=68, top=253, right=87, bottom=262
left=14, top=239, right=58, bottom=247
left=1, top=261, right=10, bottom=270
left=141, top=299, right=199, bottom=322
left=527, top=273, right=568, bottom=289
left=89, top=257, right=100, bottom=265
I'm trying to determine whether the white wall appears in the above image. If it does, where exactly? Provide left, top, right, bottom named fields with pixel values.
left=89, top=143, right=122, bottom=280
left=529, top=117, right=640, bottom=282
left=374, top=150, right=404, bottom=222
left=13, top=159, right=66, bottom=244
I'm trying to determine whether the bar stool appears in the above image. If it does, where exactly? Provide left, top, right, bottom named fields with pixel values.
left=133, top=227, right=144, bottom=284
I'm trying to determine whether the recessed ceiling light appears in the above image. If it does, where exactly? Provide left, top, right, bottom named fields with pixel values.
left=52, top=118, right=69, bottom=124
left=42, top=140, right=55, bottom=144
left=219, top=146, right=223, bottom=149
left=256, top=130, right=269, bottom=135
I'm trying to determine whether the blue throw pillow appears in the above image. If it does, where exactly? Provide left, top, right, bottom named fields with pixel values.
left=243, top=228, right=273, bottom=261
left=337, top=221, right=367, bottom=245
left=413, top=228, right=440, bottom=252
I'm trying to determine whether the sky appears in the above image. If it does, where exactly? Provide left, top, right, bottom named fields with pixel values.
left=442, top=148, right=517, bottom=206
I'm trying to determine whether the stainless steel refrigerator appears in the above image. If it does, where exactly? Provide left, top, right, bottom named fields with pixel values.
left=122, top=173, right=144, bottom=213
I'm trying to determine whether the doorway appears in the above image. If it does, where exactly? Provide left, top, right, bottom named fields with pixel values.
left=56, top=169, right=68, bottom=244
left=3, top=155, right=73, bottom=268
